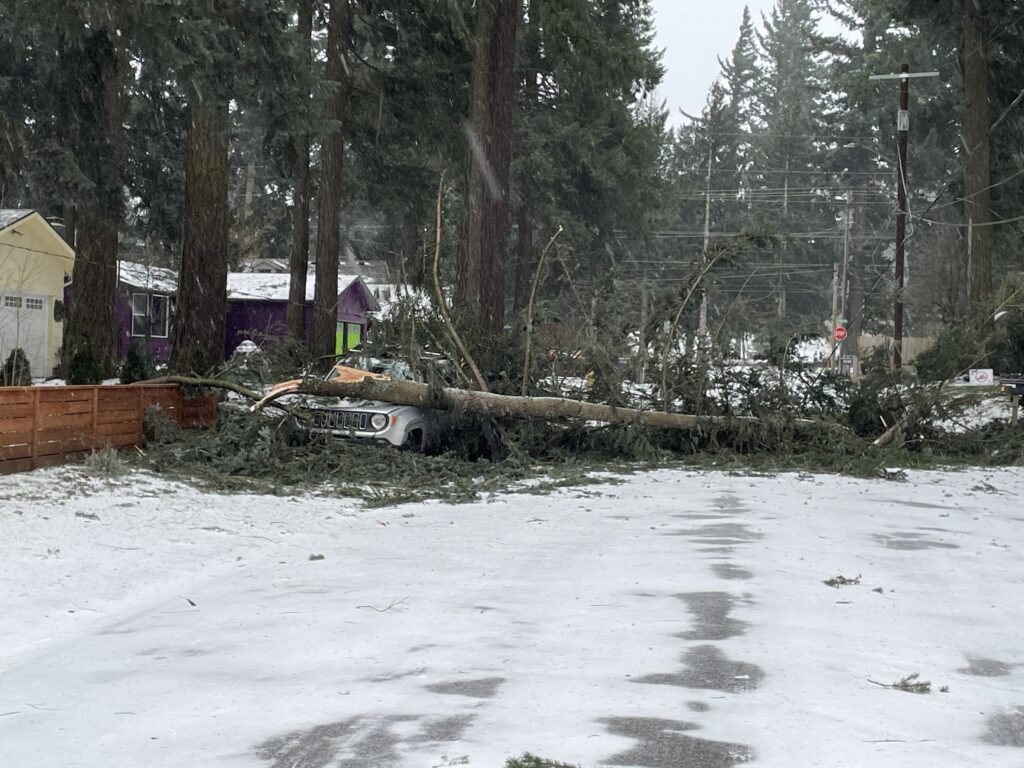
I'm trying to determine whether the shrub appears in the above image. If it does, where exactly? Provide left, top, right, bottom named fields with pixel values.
left=83, top=446, right=129, bottom=477
left=0, top=348, right=32, bottom=386
left=120, top=342, right=154, bottom=384
left=67, top=350, right=102, bottom=385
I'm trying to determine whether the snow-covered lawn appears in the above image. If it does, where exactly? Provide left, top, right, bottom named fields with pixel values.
left=1, top=466, right=1023, bottom=767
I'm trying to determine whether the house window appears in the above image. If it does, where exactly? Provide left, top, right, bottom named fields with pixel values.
left=25, top=298, right=44, bottom=311
left=3, top=295, right=22, bottom=309
left=131, top=293, right=170, bottom=338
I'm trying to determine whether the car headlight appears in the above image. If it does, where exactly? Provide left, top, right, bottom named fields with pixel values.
left=370, top=413, right=388, bottom=430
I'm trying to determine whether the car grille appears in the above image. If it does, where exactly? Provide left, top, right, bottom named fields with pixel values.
left=310, top=410, right=370, bottom=431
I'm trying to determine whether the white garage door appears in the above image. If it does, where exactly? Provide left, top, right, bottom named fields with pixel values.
left=0, top=292, right=49, bottom=378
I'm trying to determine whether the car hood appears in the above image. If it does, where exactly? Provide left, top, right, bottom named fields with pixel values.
left=263, top=366, right=401, bottom=415
left=291, top=395, right=404, bottom=414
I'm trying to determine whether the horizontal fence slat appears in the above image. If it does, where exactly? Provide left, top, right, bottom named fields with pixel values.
left=35, top=401, right=94, bottom=417
left=33, top=451, right=91, bottom=469
left=37, top=388, right=95, bottom=403
left=37, top=413, right=92, bottom=431
left=0, top=389, right=35, bottom=406
left=0, top=403, right=35, bottom=419
left=0, top=416, right=34, bottom=433
left=95, top=422, right=141, bottom=438
left=35, top=437, right=92, bottom=458
left=0, top=428, right=33, bottom=445
left=0, top=443, right=32, bottom=461
left=0, top=457, right=34, bottom=474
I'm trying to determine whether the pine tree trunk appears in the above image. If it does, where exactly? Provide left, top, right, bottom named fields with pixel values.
left=286, top=0, right=314, bottom=342
left=169, top=93, right=230, bottom=373
left=513, top=0, right=539, bottom=314
left=461, top=0, right=518, bottom=335
left=963, top=0, right=991, bottom=318
left=62, top=30, right=123, bottom=375
left=311, top=0, right=350, bottom=358
left=514, top=197, right=534, bottom=312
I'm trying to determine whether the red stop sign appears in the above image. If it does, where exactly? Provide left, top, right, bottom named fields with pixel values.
left=833, top=326, right=848, bottom=342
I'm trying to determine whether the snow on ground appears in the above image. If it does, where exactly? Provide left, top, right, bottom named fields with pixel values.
left=1, top=465, right=1023, bottom=767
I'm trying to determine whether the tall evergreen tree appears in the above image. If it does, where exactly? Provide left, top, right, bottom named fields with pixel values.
left=459, top=0, right=519, bottom=336
left=311, top=0, right=351, bottom=358
left=286, top=0, right=314, bottom=341
left=753, top=0, right=832, bottom=324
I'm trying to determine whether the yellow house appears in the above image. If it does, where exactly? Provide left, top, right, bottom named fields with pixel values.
left=0, top=210, right=75, bottom=378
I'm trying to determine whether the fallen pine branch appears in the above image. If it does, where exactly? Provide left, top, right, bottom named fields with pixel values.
left=134, top=375, right=306, bottom=418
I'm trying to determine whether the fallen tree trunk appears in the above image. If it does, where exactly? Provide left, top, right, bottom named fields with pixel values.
left=141, top=374, right=845, bottom=436
left=242, top=374, right=831, bottom=434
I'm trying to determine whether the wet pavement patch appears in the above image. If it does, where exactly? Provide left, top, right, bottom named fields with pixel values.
left=983, top=707, right=1024, bottom=748
left=258, top=714, right=474, bottom=767
left=665, top=523, right=763, bottom=554
left=363, top=667, right=427, bottom=683
left=713, top=495, right=748, bottom=513
left=635, top=645, right=764, bottom=693
left=674, top=592, right=747, bottom=641
left=258, top=715, right=410, bottom=768
left=425, top=677, right=505, bottom=698
left=414, top=715, right=475, bottom=743
left=872, top=531, right=958, bottom=550
left=600, top=716, right=752, bottom=767
left=712, top=563, right=753, bottom=581
left=959, top=657, right=1013, bottom=677
left=686, top=701, right=710, bottom=712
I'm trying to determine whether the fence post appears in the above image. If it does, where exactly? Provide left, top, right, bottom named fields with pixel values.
left=91, top=386, right=100, bottom=451
left=137, top=386, right=145, bottom=446
left=30, top=388, right=40, bottom=470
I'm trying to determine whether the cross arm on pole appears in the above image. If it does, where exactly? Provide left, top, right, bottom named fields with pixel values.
left=869, top=71, right=940, bottom=81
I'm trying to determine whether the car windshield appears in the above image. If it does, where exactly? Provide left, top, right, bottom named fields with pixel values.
left=330, top=354, right=420, bottom=382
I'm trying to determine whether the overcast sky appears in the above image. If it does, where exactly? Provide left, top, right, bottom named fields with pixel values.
left=650, top=0, right=778, bottom=123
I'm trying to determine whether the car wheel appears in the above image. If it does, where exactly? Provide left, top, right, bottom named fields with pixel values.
left=401, top=428, right=425, bottom=452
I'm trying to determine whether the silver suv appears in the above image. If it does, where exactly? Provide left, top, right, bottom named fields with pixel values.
left=293, top=353, right=450, bottom=451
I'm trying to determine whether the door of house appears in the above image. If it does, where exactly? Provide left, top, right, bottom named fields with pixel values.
left=0, top=292, right=49, bottom=378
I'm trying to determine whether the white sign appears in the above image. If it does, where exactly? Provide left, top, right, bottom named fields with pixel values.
left=969, top=368, right=994, bottom=386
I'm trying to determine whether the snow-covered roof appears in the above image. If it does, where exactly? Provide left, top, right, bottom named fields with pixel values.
left=0, top=209, right=34, bottom=230
left=226, top=271, right=362, bottom=302
left=118, top=261, right=179, bottom=293
left=116, top=261, right=377, bottom=304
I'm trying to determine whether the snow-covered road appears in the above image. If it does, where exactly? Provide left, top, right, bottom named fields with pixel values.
left=1, top=466, right=1022, bottom=767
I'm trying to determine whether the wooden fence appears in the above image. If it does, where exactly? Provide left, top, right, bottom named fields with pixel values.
left=0, top=384, right=218, bottom=475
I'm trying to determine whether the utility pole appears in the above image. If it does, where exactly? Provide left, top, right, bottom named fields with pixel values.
left=838, top=190, right=852, bottom=374
left=830, top=262, right=840, bottom=369
left=869, top=65, right=938, bottom=370
left=698, top=147, right=713, bottom=337
left=637, top=285, right=648, bottom=386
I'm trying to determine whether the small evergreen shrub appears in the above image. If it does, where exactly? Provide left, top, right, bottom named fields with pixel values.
left=67, top=350, right=102, bottom=385
left=120, top=342, right=154, bottom=384
left=0, top=348, right=32, bottom=386
left=83, top=446, right=129, bottom=477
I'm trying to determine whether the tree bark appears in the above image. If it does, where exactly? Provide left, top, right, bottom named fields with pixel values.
left=62, top=29, right=124, bottom=376
left=460, top=0, right=519, bottom=335
left=963, top=0, right=991, bottom=318
left=248, top=373, right=831, bottom=437
left=311, top=0, right=350, bottom=358
left=286, top=0, right=313, bottom=342
left=169, top=92, right=230, bottom=373
left=513, top=0, right=540, bottom=314
left=514, top=196, right=534, bottom=312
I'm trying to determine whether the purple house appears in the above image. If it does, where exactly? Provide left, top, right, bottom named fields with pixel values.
left=225, top=271, right=380, bottom=359
left=112, top=261, right=380, bottom=363
left=115, top=262, right=178, bottom=362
